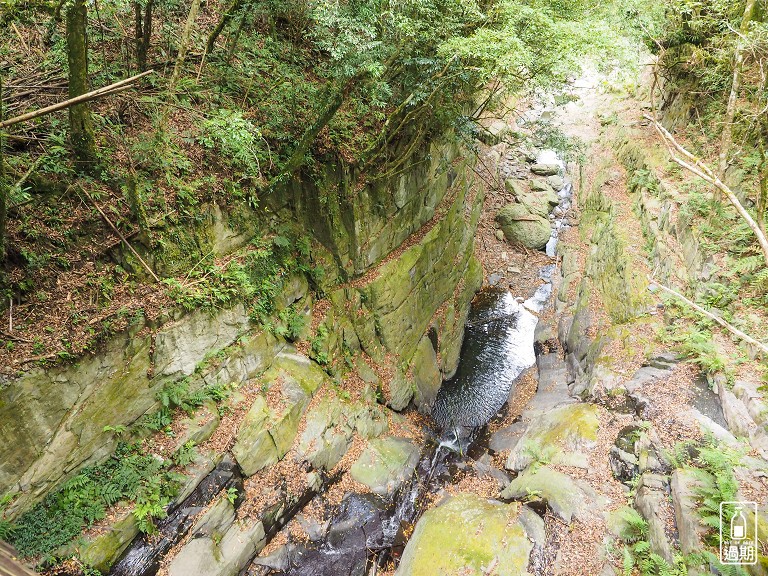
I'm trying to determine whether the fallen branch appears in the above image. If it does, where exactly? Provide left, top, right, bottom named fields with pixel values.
left=643, top=114, right=768, bottom=266
left=0, top=70, right=153, bottom=129
left=78, top=186, right=160, bottom=283
left=16, top=352, right=58, bottom=365
left=650, top=277, right=768, bottom=355
left=0, top=330, right=33, bottom=344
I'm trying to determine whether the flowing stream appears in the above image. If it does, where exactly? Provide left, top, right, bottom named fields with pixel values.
left=112, top=151, right=573, bottom=576
left=269, top=151, right=573, bottom=575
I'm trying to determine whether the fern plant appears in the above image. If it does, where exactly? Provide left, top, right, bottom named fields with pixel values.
left=10, top=443, right=181, bottom=558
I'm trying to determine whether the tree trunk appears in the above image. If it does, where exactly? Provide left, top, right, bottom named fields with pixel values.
left=266, top=79, right=350, bottom=191
left=0, top=74, right=6, bottom=262
left=718, top=0, right=758, bottom=177
left=759, top=126, right=768, bottom=236
left=225, top=13, right=247, bottom=63
left=170, top=0, right=202, bottom=91
left=648, top=115, right=768, bottom=267
left=66, top=0, right=96, bottom=170
left=205, top=0, right=243, bottom=57
left=135, top=0, right=153, bottom=71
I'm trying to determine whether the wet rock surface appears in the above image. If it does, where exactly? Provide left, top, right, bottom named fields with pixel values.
left=111, top=456, right=243, bottom=576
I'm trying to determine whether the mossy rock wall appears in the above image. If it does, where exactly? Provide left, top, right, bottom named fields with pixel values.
left=321, top=164, right=484, bottom=412
left=579, top=168, right=649, bottom=325
left=615, top=131, right=720, bottom=295
left=0, top=300, right=289, bottom=517
left=1, top=137, right=484, bottom=520
left=274, top=138, right=461, bottom=276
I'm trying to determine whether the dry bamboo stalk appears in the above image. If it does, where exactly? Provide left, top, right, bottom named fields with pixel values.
left=651, top=278, right=768, bottom=355
left=0, top=70, right=153, bottom=129
left=78, top=187, right=160, bottom=283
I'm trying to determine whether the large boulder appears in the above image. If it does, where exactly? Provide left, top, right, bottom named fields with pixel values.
left=495, top=203, right=552, bottom=250
left=296, top=396, right=351, bottom=471
left=529, top=179, right=560, bottom=204
left=168, top=516, right=265, bottom=576
left=531, top=163, right=560, bottom=176
left=233, top=352, right=326, bottom=476
left=506, top=403, right=600, bottom=471
left=501, top=466, right=596, bottom=523
left=396, top=494, right=534, bottom=576
left=350, top=436, right=420, bottom=495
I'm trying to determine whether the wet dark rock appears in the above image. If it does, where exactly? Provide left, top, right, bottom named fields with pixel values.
left=609, top=445, right=638, bottom=483
left=111, top=456, right=243, bottom=576
left=279, top=494, right=387, bottom=576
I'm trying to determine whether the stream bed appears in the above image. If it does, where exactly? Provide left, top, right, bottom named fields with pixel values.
left=256, top=154, right=574, bottom=575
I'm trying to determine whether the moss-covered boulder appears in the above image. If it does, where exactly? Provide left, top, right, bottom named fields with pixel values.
left=411, top=335, right=441, bottom=411
left=531, top=163, right=560, bottom=176
left=297, top=395, right=352, bottom=471
left=395, top=494, right=534, bottom=576
left=350, top=437, right=420, bottom=495
left=501, top=466, right=594, bottom=523
left=78, top=511, right=139, bottom=573
left=506, top=404, right=600, bottom=471
left=233, top=351, right=327, bottom=476
left=496, top=203, right=552, bottom=250
left=533, top=183, right=560, bottom=207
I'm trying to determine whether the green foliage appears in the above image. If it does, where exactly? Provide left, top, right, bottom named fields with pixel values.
left=140, top=380, right=228, bottom=432
left=0, top=494, right=14, bottom=541
left=664, top=322, right=728, bottom=376
left=628, top=168, right=660, bottom=197
left=616, top=507, right=649, bottom=543
left=617, top=506, right=687, bottom=575
left=619, top=507, right=688, bottom=576
left=272, top=305, right=307, bottom=341
left=693, top=443, right=745, bottom=546
left=163, top=259, right=256, bottom=311
left=534, top=122, right=586, bottom=164
left=520, top=440, right=557, bottom=471
left=173, top=442, right=199, bottom=467
left=198, top=109, right=271, bottom=183
left=9, top=443, right=181, bottom=558
left=163, top=233, right=314, bottom=332
left=310, top=323, right=330, bottom=365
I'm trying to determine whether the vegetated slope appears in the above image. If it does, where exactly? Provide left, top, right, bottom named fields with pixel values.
left=0, top=0, right=630, bottom=370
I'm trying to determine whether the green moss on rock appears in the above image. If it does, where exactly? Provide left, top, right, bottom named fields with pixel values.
left=396, top=493, right=533, bottom=576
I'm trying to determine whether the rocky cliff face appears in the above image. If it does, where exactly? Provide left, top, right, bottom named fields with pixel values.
left=0, top=137, right=483, bottom=527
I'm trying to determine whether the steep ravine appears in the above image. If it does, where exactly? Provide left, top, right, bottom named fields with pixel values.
left=3, top=67, right=768, bottom=576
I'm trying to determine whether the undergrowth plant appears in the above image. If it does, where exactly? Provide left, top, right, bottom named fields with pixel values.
left=139, top=379, right=229, bottom=432
left=616, top=507, right=687, bottom=576
left=9, top=443, right=183, bottom=559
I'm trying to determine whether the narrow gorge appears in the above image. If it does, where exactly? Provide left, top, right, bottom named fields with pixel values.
left=1, top=2, right=767, bottom=576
